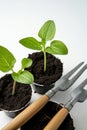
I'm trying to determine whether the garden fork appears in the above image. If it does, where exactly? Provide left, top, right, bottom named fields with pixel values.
left=44, top=79, right=87, bottom=130
left=2, top=62, right=87, bottom=130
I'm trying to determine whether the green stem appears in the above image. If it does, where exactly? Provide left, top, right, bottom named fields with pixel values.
left=42, top=40, right=46, bottom=72
left=12, top=80, right=16, bottom=96
left=44, top=50, right=46, bottom=72
left=42, top=41, right=46, bottom=72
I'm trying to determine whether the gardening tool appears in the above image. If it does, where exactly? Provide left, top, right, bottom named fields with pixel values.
left=44, top=78, right=87, bottom=130
left=2, top=62, right=87, bottom=130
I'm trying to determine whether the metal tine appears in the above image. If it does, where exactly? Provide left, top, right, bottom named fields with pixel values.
left=74, top=78, right=87, bottom=91
left=69, top=64, right=87, bottom=86
left=70, top=79, right=87, bottom=106
left=63, top=62, right=84, bottom=79
left=52, top=62, right=86, bottom=92
left=79, top=78, right=87, bottom=90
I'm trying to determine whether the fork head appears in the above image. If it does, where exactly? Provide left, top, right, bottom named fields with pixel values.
left=65, top=79, right=87, bottom=111
left=71, top=79, right=87, bottom=102
left=58, top=62, right=87, bottom=91
left=46, top=62, right=87, bottom=99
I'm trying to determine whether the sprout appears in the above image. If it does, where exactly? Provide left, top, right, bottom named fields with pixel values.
left=19, top=20, right=68, bottom=72
left=0, top=45, right=34, bottom=95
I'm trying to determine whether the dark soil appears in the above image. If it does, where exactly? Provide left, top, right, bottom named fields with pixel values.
left=27, top=52, right=63, bottom=85
left=21, top=101, right=75, bottom=130
left=0, top=74, right=32, bottom=111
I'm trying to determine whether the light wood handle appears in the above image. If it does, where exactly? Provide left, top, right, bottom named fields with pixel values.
left=43, top=107, right=69, bottom=130
left=2, top=95, right=49, bottom=130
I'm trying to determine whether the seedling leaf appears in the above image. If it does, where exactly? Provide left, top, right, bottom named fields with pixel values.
left=46, top=40, right=68, bottom=54
left=0, top=46, right=16, bottom=72
left=12, top=70, right=34, bottom=84
left=46, top=47, right=56, bottom=54
left=22, top=58, right=32, bottom=69
left=38, top=20, right=56, bottom=41
left=19, top=37, right=42, bottom=50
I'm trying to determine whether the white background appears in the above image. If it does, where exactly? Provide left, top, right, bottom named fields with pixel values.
left=0, top=0, right=87, bottom=130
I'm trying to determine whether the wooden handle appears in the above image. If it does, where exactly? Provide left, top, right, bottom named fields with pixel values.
left=2, top=95, right=49, bottom=130
left=43, top=107, right=69, bottom=130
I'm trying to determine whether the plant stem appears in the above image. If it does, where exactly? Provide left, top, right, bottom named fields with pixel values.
left=12, top=80, right=16, bottom=96
left=42, top=40, right=46, bottom=72
left=43, top=42, right=46, bottom=72
left=44, top=50, right=46, bottom=72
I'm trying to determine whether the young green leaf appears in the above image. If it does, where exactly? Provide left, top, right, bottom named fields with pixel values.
left=12, top=70, right=34, bottom=84
left=0, top=46, right=16, bottom=72
left=38, top=20, right=56, bottom=41
left=46, top=40, right=68, bottom=55
left=19, top=37, right=42, bottom=50
left=45, top=47, right=56, bottom=54
left=22, top=58, right=32, bottom=69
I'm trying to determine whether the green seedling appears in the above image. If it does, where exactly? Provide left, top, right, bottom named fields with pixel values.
left=19, top=20, right=68, bottom=72
left=0, top=45, right=34, bottom=95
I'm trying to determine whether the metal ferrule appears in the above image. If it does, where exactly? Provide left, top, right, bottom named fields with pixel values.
left=65, top=101, right=73, bottom=111
left=45, top=89, right=56, bottom=98
left=65, top=98, right=76, bottom=111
